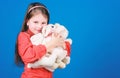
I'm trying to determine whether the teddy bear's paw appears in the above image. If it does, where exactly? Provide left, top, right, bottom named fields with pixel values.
left=30, top=33, right=43, bottom=45
left=44, top=67, right=55, bottom=72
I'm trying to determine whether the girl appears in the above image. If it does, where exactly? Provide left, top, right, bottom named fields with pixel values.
left=15, top=2, right=71, bottom=78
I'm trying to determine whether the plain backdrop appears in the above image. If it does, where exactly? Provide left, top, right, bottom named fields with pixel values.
left=0, top=0, right=120, bottom=78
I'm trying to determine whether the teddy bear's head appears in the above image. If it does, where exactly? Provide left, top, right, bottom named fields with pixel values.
left=54, top=23, right=68, bottom=39
left=42, top=23, right=68, bottom=39
left=42, top=24, right=56, bottom=37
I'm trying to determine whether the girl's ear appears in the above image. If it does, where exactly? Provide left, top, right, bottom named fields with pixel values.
left=26, top=20, right=29, bottom=26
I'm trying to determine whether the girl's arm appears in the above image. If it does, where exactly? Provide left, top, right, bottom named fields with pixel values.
left=18, top=32, right=47, bottom=63
left=64, top=41, right=71, bottom=56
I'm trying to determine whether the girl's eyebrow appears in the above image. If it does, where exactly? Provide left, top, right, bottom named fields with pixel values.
left=33, top=21, right=39, bottom=22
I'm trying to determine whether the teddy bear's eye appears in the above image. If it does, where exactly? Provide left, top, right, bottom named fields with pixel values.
left=51, top=26, right=54, bottom=28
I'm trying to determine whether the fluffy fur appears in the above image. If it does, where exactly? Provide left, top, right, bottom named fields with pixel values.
left=27, top=23, right=72, bottom=72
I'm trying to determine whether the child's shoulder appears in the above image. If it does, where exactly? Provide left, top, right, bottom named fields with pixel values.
left=18, top=32, right=29, bottom=38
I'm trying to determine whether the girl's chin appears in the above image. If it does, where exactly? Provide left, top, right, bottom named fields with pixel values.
left=35, top=31, right=41, bottom=34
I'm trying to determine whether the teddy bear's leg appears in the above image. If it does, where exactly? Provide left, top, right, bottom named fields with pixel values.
left=39, top=55, right=56, bottom=66
left=41, top=63, right=59, bottom=72
left=58, top=62, right=66, bottom=68
left=62, top=56, right=71, bottom=64
left=56, top=58, right=61, bottom=63
left=52, top=63, right=59, bottom=69
left=44, top=66, right=56, bottom=72
left=27, top=52, right=58, bottom=68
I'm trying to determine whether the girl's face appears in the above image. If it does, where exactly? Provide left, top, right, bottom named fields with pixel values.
left=27, top=13, right=48, bottom=34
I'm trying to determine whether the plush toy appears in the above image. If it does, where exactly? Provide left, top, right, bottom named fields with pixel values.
left=27, top=23, right=72, bottom=72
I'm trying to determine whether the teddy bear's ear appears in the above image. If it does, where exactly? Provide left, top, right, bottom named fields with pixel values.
left=61, top=26, right=69, bottom=39
left=57, top=24, right=69, bottom=39
left=54, top=23, right=60, bottom=27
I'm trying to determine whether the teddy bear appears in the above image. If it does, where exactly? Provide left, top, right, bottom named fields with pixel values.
left=27, top=23, right=72, bottom=72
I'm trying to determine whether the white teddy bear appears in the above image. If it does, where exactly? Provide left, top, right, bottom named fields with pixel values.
left=27, top=23, right=72, bottom=72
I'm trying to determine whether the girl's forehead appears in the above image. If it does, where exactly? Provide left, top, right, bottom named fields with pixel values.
left=30, top=13, right=47, bottom=21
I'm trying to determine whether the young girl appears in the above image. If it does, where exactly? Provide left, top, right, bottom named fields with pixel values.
left=15, top=2, right=71, bottom=78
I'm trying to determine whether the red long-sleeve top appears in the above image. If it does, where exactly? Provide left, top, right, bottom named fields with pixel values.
left=18, top=29, right=71, bottom=78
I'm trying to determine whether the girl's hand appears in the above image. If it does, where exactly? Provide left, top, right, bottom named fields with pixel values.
left=45, top=33, right=65, bottom=52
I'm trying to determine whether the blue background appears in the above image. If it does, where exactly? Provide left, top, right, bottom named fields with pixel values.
left=0, top=0, right=120, bottom=78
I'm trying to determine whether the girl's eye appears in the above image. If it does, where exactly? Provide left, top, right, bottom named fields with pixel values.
left=34, top=21, right=38, bottom=23
left=42, top=22, right=47, bottom=25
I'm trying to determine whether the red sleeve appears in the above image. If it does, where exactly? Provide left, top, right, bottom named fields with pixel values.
left=65, top=41, right=71, bottom=56
left=18, top=32, right=47, bottom=63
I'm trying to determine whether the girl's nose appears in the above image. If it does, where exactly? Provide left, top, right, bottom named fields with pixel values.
left=41, top=24, right=44, bottom=27
left=40, top=23, right=45, bottom=27
left=38, top=23, right=43, bottom=27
